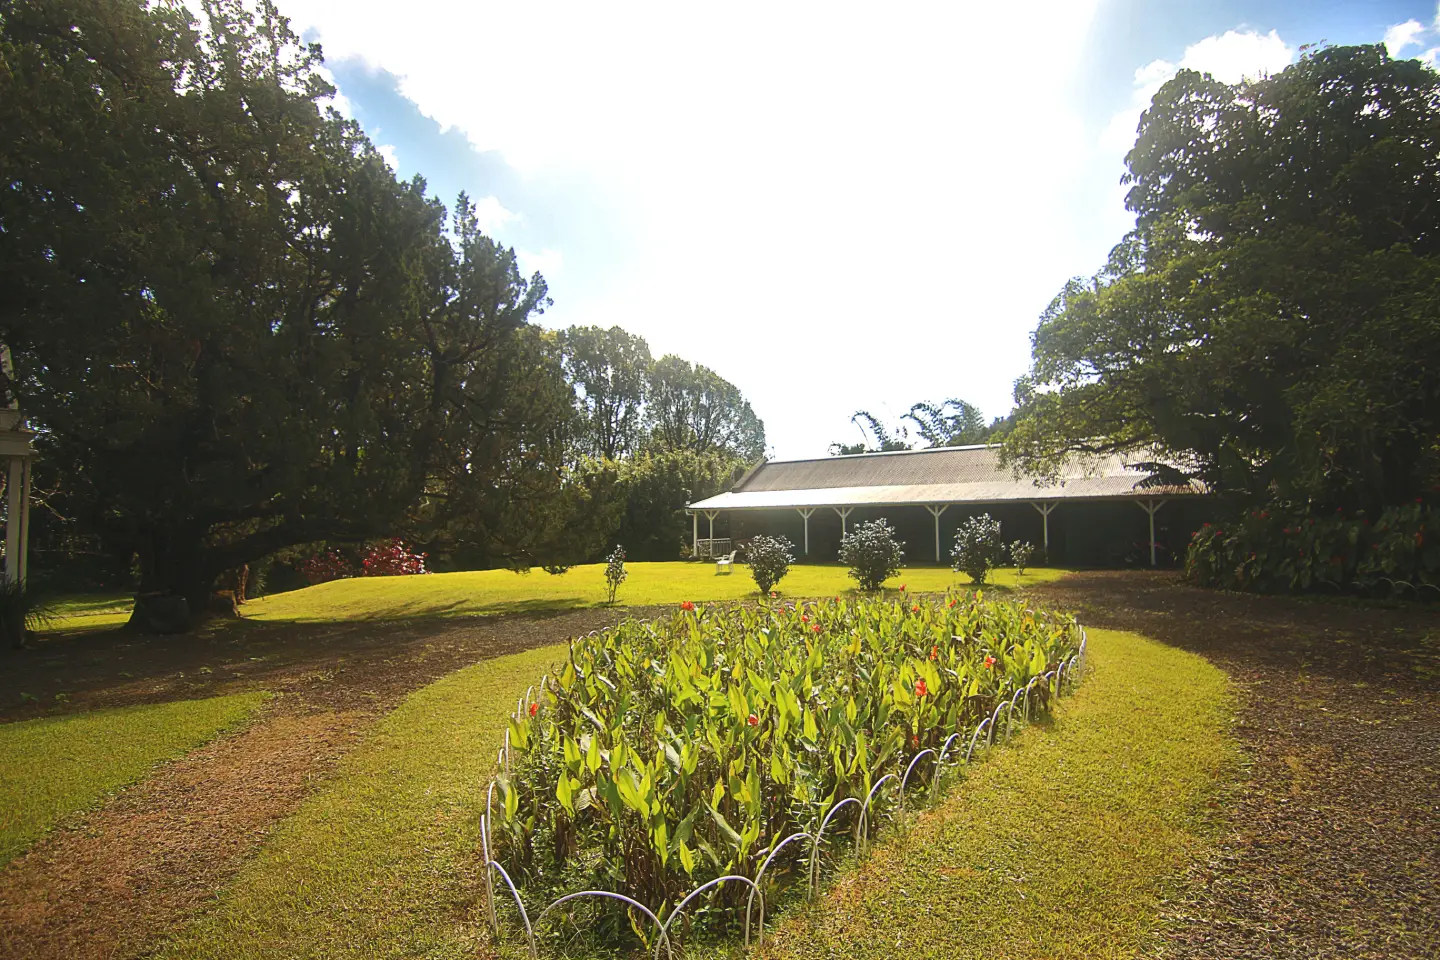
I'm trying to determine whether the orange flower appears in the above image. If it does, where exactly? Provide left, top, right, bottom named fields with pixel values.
left=912, top=604, right=920, bottom=612
left=914, top=679, right=928, bottom=697
left=680, top=600, right=695, bottom=611
left=528, top=702, right=538, bottom=717
left=812, top=624, right=822, bottom=633
left=983, top=655, right=996, bottom=669
left=930, top=644, right=938, bottom=660
left=747, top=713, right=759, bottom=726
left=801, top=614, right=809, bottom=623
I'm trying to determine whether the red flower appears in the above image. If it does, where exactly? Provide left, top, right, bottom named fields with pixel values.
left=812, top=624, right=822, bottom=633
left=911, top=604, right=920, bottom=613
left=898, top=584, right=906, bottom=592
left=770, top=591, right=779, bottom=598
left=947, top=599, right=955, bottom=608
left=912, top=734, right=920, bottom=747
left=528, top=702, right=538, bottom=717
left=983, top=655, right=996, bottom=669
left=801, top=614, right=809, bottom=623
left=930, top=645, right=938, bottom=660
left=914, top=679, right=928, bottom=697
left=747, top=713, right=759, bottom=726
left=680, top=600, right=695, bottom=611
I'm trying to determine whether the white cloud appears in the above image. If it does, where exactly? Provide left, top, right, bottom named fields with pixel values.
left=376, top=143, right=399, bottom=171
left=472, top=196, right=518, bottom=236
left=272, top=1, right=1111, bottom=458
left=517, top=247, right=563, bottom=281
left=1102, top=29, right=1295, bottom=156
left=1384, top=19, right=1425, bottom=56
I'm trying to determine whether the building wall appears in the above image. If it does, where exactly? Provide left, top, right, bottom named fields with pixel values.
left=713, top=497, right=1212, bottom=568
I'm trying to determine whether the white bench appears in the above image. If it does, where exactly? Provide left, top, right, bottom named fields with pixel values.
left=715, top=550, right=736, bottom=575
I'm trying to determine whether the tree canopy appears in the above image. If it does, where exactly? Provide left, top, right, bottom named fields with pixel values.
left=831, top=400, right=1002, bottom=455
left=1005, top=44, right=1440, bottom=513
left=0, top=0, right=765, bottom=611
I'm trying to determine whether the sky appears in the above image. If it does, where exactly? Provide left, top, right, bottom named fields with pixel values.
left=273, top=0, right=1440, bottom=460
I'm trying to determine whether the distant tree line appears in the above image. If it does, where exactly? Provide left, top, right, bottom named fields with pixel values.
left=0, top=0, right=761, bottom=620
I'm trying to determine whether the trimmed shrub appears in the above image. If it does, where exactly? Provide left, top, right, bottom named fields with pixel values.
left=1185, top=500, right=1440, bottom=596
left=359, top=538, right=428, bottom=576
left=745, top=535, right=794, bottom=594
left=839, top=519, right=905, bottom=590
left=1010, top=540, right=1037, bottom=576
left=950, top=513, right=1005, bottom=584
left=603, top=545, right=627, bottom=604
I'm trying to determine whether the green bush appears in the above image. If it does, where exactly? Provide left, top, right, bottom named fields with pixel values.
left=950, top=514, right=1005, bottom=584
left=492, top=591, right=1080, bottom=917
left=745, top=535, right=794, bottom=594
left=839, top=519, right=905, bottom=590
left=1185, top=500, right=1440, bottom=596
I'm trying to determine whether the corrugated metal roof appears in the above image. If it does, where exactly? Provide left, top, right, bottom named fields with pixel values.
left=689, top=445, right=1204, bottom=510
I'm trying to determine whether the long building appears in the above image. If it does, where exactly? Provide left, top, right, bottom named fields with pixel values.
left=686, top=445, right=1208, bottom=567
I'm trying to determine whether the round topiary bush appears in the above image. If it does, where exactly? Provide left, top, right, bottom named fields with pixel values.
left=951, top=513, right=1005, bottom=584
left=745, top=535, right=795, bottom=594
left=839, top=519, right=905, bottom=590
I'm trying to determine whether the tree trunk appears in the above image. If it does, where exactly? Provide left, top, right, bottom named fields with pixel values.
left=125, top=526, right=221, bottom=633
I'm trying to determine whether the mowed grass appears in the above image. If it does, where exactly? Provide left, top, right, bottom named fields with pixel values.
left=757, top=628, right=1237, bottom=959
left=241, top=563, right=1067, bottom=624
left=0, top=692, right=267, bottom=866
left=154, top=625, right=1235, bottom=960
left=44, top=592, right=135, bottom=633
left=154, top=644, right=567, bottom=960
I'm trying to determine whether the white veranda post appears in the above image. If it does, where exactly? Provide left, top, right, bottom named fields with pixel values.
left=690, top=511, right=697, bottom=556
left=1137, top=499, right=1166, bottom=567
left=797, top=508, right=816, bottom=556
left=705, top=510, right=718, bottom=543
left=833, top=506, right=853, bottom=539
left=924, top=504, right=949, bottom=562
left=1030, top=501, right=1057, bottom=555
left=0, top=345, right=36, bottom=587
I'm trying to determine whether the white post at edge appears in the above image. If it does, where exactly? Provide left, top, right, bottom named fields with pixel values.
left=691, top=511, right=698, bottom=557
left=3, top=458, right=20, bottom=585
left=18, top=457, right=29, bottom=585
left=834, top=506, right=853, bottom=539
left=924, top=504, right=949, bottom=563
left=797, top=507, right=816, bottom=557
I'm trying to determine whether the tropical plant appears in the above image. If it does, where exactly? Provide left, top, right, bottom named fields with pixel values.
left=1185, top=500, right=1440, bottom=597
left=0, top=581, right=55, bottom=649
left=745, top=535, right=794, bottom=594
left=1010, top=540, right=1037, bottom=577
left=838, top=520, right=905, bottom=591
left=604, top=545, right=627, bottom=604
left=950, top=514, right=1005, bottom=584
left=489, top=591, right=1080, bottom=928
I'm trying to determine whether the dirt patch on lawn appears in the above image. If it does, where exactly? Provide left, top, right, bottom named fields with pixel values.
left=1030, top=571, right=1440, bottom=960
left=0, top=605, right=661, bottom=960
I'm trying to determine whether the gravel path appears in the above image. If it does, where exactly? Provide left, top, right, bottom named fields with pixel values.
left=1030, top=572, right=1440, bottom=960
left=0, top=606, right=663, bottom=960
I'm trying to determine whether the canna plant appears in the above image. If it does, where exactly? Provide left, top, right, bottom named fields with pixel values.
left=489, top=590, right=1080, bottom=924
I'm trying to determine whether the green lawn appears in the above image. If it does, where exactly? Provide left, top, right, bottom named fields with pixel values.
left=154, top=627, right=1236, bottom=960
left=44, top=565, right=1067, bottom=633
left=0, top=692, right=267, bottom=866
left=759, top=628, right=1237, bottom=959
left=242, top=563, right=1066, bottom=624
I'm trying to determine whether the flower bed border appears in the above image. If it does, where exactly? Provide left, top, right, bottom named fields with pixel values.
left=478, top=623, right=1089, bottom=958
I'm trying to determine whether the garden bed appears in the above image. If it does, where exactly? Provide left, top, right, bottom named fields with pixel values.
left=482, top=591, right=1084, bottom=956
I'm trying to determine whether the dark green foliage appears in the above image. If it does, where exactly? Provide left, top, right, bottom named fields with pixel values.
left=1185, top=501, right=1440, bottom=597
left=611, top=450, right=748, bottom=561
left=0, top=582, right=54, bottom=649
left=0, top=0, right=587, bottom=613
left=744, top=535, right=793, bottom=594
left=1006, top=45, right=1440, bottom=515
left=839, top=520, right=905, bottom=590
left=950, top=514, right=1005, bottom=584
left=833, top=401, right=1005, bottom=455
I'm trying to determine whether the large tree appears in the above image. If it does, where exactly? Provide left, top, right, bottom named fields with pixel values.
left=558, top=325, right=651, bottom=459
left=0, top=0, right=582, bottom=617
left=645, top=355, right=765, bottom=461
left=1005, top=45, right=1440, bottom=512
